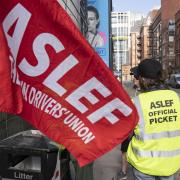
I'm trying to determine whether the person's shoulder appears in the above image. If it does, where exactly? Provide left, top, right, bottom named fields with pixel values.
left=95, top=33, right=104, bottom=46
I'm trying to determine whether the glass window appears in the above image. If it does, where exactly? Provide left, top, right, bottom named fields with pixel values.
left=169, top=36, right=174, bottom=42
left=112, top=28, right=117, bottom=35
left=111, top=17, right=117, bottom=24
left=169, top=47, right=174, bottom=55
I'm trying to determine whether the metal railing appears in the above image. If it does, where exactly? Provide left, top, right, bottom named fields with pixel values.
left=58, top=0, right=88, bottom=36
left=0, top=113, right=32, bottom=140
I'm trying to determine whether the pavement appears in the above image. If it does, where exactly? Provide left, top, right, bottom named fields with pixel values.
left=93, top=144, right=180, bottom=180
left=92, top=81, right=180, bottom=180
left=93, top=144, right=134, bottom=180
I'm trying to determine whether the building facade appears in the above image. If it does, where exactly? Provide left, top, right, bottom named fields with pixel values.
left=111, top=12, right=130, bottom=66
left=175, top=10, right=180, bottom=73
left=130, top=32, right=139, bottom=67
left=136, top=9, right=159, bottom=63
left=150, top=9, right=162, bottom=63
left=58, top=0, right=87, bottom=35
left=132, top=0, right=180, bottom=77
left=130, top=18, right=144, bottom=68
left=111, top=11, right=144, bottom=81
left=138, top=25, right=152, bottom=60
left=161, top=0, right=180, bottom=73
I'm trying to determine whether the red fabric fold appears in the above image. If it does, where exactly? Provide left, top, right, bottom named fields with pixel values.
left=0, top=0, right=138, bottom=166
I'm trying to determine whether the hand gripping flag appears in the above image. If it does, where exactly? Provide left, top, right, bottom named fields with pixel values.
left=0, top=0, right=138, bottom=166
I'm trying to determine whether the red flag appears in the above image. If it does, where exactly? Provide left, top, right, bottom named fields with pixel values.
left=0, top=24, right=22, bottom=114
left=0, top=0, right=138, bottom=166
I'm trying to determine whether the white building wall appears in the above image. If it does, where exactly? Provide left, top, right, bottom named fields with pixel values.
left=111, top=12, right=131, bottom=65
left=111, top=11, right=145, bottom=66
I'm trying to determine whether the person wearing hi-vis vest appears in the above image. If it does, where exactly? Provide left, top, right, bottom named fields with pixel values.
left=127, top=58, right=180, bottom=180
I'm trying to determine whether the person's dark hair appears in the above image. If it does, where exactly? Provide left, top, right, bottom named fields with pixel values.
left=139, top=78, right=164, bottom=92
left=87, top=5, right=100, bottom=29
left=87, top=6, right=99, bottom=20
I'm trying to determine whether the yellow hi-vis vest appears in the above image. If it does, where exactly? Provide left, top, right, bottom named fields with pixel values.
left=127, top=90, right=180, bottom=176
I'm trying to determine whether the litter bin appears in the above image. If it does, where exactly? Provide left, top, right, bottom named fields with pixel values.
left=0, top=130, right=70, bottom=180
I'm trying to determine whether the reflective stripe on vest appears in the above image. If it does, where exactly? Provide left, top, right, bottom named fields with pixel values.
left=132, top=146, right=180, bottom=157
left=133, top=93, right=180, bottom=141
left=127, top=90, right=180, bottom=176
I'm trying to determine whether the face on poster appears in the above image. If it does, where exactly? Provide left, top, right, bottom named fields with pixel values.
left=86, top=0, right=110, bottom=67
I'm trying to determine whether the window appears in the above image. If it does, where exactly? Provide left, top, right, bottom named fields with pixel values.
left=169, top=36, right=174, bottom=42
left=112, top=28, right=117, bottom=35
left=111, top=17, right=117, bottom=24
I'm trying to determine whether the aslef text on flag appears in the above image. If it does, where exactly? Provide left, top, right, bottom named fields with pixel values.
left=0, top=0, right=138, bottom=166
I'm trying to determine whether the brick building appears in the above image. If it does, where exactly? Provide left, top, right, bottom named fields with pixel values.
left=139, top=25, right=151, bottom=60
left=175, top=10, right=180, bottom=73
left=161, top=0, right=180, bottom=73
left=130, top=32, right=139, bottom=67
left=150, top=9, right=162, bottom=63
left=136, top=9, right=159, bottom=62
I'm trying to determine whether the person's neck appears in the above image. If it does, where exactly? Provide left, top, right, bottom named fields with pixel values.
left=88, top=30, right=97, bottom=35
left=141, top=84, right=168, bottom=92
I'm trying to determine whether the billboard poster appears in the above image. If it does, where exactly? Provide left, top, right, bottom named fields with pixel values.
left=86, top=0, right=110, bottom=67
